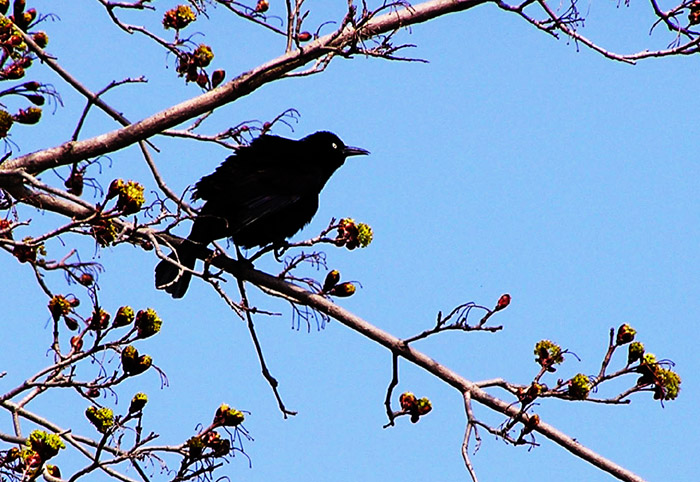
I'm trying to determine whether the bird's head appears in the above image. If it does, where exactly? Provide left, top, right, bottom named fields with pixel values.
left=302, top=131, right=369, bottom=172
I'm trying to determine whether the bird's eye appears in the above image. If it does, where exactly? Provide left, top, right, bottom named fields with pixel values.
left=331, top=142, right=338, bottom=150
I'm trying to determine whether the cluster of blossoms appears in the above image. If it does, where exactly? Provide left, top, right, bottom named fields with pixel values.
left=0, top=104, right=41, bottom=136
left=12, top=236, right=44, bottom=263
left=3, top=430, right=65, bottom=477
left=614, top=324, right=681, bottom=401
left=67, top=304, right=154, bottom=334
left=187, top=431, right=231, bottom=459
left=534, top=339, right=564, bottom=372
left=186, top=404, right=246, bottom=460
left=91, top=218, right=119, bottom=247
left=162, top=5, right=224, bottom=88
left=0, top=0, right=50, bottom=137
left=176, top=44, right=215, bottom=86
left=129, top=392, right=148, bottom=414
left=689, top=1, right=700, bottom=25
left=399, top=392, right=432, bottom=423
left=162, top=5, right=196, bottom=30
left=322, top=269, right=357, bottom=297
left=89, top=179, right=146, bottom=245
left=213, top=404, right=246, bottom=427
left=107, top=179, right=146, bottom=215
left=60, top=303, right=162, bottom=385
left=48, top=294, right=77, bottom=321
left=121, top=345, right=152, bottom=376
left=335, top=218, right=373, bottom=250
left=567, top=373, right=592, bottom=400
left=85, top=406, right=114, bottom=433
left=532, top=324, right=681, bottom=402
left=0, top=3, right=47, bottom=80
left=517, top=382, right=547, bottom=405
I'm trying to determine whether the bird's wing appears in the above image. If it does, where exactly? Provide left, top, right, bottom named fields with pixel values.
left=234, top=193, right=304, bottom=228
left=192, top=135, right=301, bottom=202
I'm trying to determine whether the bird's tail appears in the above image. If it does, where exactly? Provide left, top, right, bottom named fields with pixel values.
left=155, top=245, right=196, bottom=299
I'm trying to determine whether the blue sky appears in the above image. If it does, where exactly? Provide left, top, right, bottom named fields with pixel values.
left=1, top=1, right=697, bottom=481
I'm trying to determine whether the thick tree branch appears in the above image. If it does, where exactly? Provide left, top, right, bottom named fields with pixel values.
left=3, top=0, right=488, bottom=174
left=0, top=174, right=647, bottom=480
left=0, top=175, right=649, bottom=481
left=227, top=260, right=644, bottom=481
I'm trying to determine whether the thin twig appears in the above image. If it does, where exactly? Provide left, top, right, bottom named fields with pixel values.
left=235, top=275, right=297, bottom=418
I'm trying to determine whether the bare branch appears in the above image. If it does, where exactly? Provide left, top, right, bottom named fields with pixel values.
left=461, top=391, right=480, bottom=482
left=236, top=275, right=298, bottom=418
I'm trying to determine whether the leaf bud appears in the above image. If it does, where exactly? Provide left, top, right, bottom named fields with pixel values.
left=129, top=392, right=148, bottom=413
left=323, top=269, right=341, bottom=292
left=214, top=403, right=245, bottom=427
left=328, top=281, right=356, bottom=297
left=616, top=323, right=636, bottom=345
left=113, top=306, right=135, bottom=328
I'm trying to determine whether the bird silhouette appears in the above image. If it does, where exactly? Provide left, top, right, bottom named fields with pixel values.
left=155, top=131, right=369, bottom=298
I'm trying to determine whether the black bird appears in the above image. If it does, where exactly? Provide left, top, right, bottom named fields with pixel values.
left=155, top=131, right=369, bottom=298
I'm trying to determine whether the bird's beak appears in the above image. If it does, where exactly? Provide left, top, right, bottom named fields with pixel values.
left=343, top=145, right=370, bottom=157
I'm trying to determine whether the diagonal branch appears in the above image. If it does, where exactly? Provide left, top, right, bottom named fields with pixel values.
left=17, top=28, right=153, bottom=140
left=238, top=268, right=647, bottom=482
left=3, top=0, right=488, bottom=174
left=0, top=182, right=648, bottom=481
left=152, top=233, right=648, bottom=482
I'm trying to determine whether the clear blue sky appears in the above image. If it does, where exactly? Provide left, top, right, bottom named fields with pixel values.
left=1, top=1, right=697, bottom=481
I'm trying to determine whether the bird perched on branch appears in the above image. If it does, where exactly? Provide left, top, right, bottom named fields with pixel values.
left=155, top=131, right=369, bottom=298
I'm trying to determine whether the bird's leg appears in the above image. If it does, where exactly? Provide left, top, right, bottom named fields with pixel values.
left=247, top=240, right=290, bottom=264
left=273, top=240, right=291, bottom=262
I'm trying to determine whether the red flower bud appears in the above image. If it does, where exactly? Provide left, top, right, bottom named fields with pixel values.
left=255, top=0, right=269, bottom=13
left=13, top=244, right=36, bottom=263
left=211, top=69, right=225, bottom=88
left=196, top=72, right=209, bottom=89
left=32, top=31, right=48, bottom=48
left=494, top=293, right=511, bottom=311
left=399, top=392, right=417, bottom=411
left=106, top=179, right=123, bottom=200
left=7, top=34, right=22, bottom=47
left=3, top=63, right=24, bottom=79
left=89, top=309, right=110, bottom=330
left=70, top=335, right=83, bottom=351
